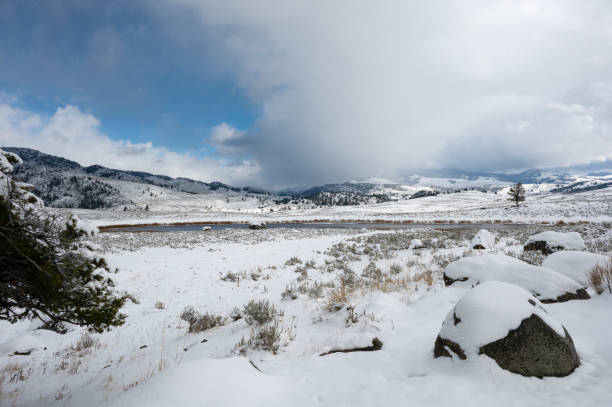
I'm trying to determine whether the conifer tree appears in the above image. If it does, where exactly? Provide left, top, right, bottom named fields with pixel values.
left=0, top=149, right=129, bottom=333
left=507, top=183, right=526, bottom=207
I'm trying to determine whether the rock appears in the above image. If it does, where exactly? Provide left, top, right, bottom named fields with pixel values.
left=320, top=337, right=383, bottom=356
left=542, top=251, right=611, bottom=286
left=471, top=229, right=495, bottom=250
left=443, top=254, right=589, bottom=303
left=248, top=221, right=266, bottom=230
left=434, top=281, right=580, bottom=377
left=524, top=231, right=585, bottom=255
left=524, top=240, right=552, bottom=254
left=202, top=226, right=212, bottom=231
left=480, top=314, right=580, bottom=377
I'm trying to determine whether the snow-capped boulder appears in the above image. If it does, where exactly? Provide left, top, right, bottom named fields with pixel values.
left=542, top=251, right=610, bottom=286
left=443, top=254, right=589, bottom=303
left=202, top=226, right=212, bottom=231
left=0, top=334, right=46, bottom=355
left=248, top=221, right=266, bottom=230
left=471, top=229, right=495, bottom=250
left=524, top=231, right=585, bottom=255
left=434, top=281, right=580, bottom=377
left=410, top=239, right=424, bottom=249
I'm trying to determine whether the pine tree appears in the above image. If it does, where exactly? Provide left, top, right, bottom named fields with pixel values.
left=0, top=149, right=129, bottom=333
left=507, top=183, right=526, bottom=207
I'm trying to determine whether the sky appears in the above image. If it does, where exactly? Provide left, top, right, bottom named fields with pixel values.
left=1, top=0, right=611, bottom=189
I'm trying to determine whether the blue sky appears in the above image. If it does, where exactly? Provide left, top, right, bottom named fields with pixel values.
left=1, top=1, right=611, bottom=188
left=0, top=0, right=257, bottom=156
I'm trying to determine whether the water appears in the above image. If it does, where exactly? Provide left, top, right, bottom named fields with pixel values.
left=103, top=222, right=523, bottom=232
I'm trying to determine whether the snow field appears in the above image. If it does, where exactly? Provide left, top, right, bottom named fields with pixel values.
left=0, top=225, right=610, bottom=406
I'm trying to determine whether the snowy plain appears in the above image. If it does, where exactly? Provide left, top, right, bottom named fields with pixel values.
left=61, top=183, right=612, bottom=228
left=1, top=187, right=611, bottom=406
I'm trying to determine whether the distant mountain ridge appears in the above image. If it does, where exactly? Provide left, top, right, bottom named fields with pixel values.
left=3, top=147, right=270, bottom=209
left=3, top=147, right=610, bottom=209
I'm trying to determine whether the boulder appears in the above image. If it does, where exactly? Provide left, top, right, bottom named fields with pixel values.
left=524, top=231, right=585, bottom=255
left=443, top=254, right=589, bottom=303
left=434, top=281, right=580, bottom=377
left=471, top=229, right=495, bottom=250
left=248, top=221, right=266, bottom=230
left=542, top=251, right=610, bottom=286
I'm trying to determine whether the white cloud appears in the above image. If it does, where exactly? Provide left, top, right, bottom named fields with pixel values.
left=159, top=0, right=612, bottom=185
left=0, top=103, right=261, bottom=186
left=206, top=122, right=246, bottom=155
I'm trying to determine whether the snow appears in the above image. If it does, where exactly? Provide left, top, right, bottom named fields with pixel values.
left=110, top=357, right=294, bottom=407
left=68, top=214, right=99, bottom=237
left=542, top=251, right=611, bottom=286
left=438, top=281, right=565, bottom=356
left=60, top=183, right=612, bottom=227
left=471, top=229, right=495, bottom=249
left=444, top=254, right=584, bottom=302
left=1, top=222, right=611, bottom=406
left=526, top=231, right=586, bottom=251
left=0, top=334, right=45, bottom=355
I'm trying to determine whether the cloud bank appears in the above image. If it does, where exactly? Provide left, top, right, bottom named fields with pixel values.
left=0, top=102, right=260, bottom=186
left=163, top=0, right=612, bottom=187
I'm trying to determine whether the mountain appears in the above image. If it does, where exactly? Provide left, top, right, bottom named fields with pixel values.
left=3, top=147, right=271, bottom=209
left=4, top=147, right=610, bottom=210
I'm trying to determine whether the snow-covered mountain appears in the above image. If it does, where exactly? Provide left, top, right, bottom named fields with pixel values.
left=3, top=147, right=274, bottom=210
left=4, top=147, right=611, bottom=210
left=298, top=169, right=612, bottom=201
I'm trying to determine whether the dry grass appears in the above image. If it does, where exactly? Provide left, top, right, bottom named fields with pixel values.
left=74, top=332, right=100, bottom=352
left=326, top=268, right=436, bottom=311
left=1, top=362, right=31, bottom=383
left=326, top=283, right=350, bottom=311
left=589, top=258, right=612, bottom=295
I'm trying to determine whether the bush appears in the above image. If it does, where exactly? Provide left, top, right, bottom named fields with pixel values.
left=281, top=285, right=298, bottom=301
left=180, top=306, right=225, bottom=333
left=230, top=307, right=242, bottom=321
left=361, top=261, right=383, bottom=281
left=249, top=323, right=281, bottom=354
left=589, top=259, right=612, bottom=295
left=243, top=299, right=277, bottom=325
left=235, top=321, right=283, bottom=355
left=221, top=271, right=239, bottom=282
left=284, top=257, right=302, bottom=266
left=389, top=263, right=402, bottom=274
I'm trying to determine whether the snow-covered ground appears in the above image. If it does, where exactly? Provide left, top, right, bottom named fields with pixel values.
left=56, top=185, right=612, bottom=228
left=1, top=223, right=611, bottom=406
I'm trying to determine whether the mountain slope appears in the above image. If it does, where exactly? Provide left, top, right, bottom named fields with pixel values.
left=3, top=147, right=271, bottom=209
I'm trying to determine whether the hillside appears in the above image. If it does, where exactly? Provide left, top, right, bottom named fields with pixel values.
left=3, top=147, right=274, bottom=210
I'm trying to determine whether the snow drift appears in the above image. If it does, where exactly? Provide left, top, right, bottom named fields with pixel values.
left=443, top=254, right=589, bottom=303
left=542, top=251, right=611, bottom=286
